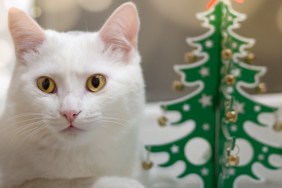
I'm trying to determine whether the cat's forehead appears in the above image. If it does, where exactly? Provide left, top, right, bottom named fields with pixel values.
left=22, top=30, right=129, bottom=79
left=45, top=30, right=101, bottom=51
left=35, top=31, right=108, bottom=72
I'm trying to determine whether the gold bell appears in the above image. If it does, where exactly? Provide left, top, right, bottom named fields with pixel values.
left=245, top=52, right=255, bottom=64
left=184, top=52, right=197, bottom=63
left=226, top=111, right=237, bottom=123
left=222, top=49, right=233, bottom=60
left=256, top=83, right=267, bottom=94
left=172, top=80, right=185, bottom=92
left=158, top=116, right=168, bottom=127
left=142, top=160, right=153, bottom=170
left=224, top=74, right=236, bottom=85
left=227, top=155, right=240, bottom=166
left=273, top=121, right=282, bottom=132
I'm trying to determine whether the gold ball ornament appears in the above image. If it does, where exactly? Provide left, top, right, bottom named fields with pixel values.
left=184, top=52, right=197, bottom=63
left=245, top=52, right=255, bottom=64
left=227, top=155, right=240, bottom=166
left=142, top=160, right=153, bottom=170
left=256, top=83, right=267, bottom=94
left=226, top=111, right=237, bottom=123
left=172, top=80, right=185, bottom=92
left=273, top=121, right=282, bottom=132
left=224, top=74, right=236, bottom=85
left=221, top=49, right=233, bottom=60
left=158, top=116, right=168, bottom=127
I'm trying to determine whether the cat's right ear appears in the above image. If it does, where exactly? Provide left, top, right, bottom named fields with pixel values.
left=8, top=8, right=45, bottom=59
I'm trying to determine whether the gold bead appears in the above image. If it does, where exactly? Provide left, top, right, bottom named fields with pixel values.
left=227, top=155, right=239, bottom=166
left=222, top=49, right=233, bottom=60
left=172, top=80, right=185, bottom=91
left=158, top=116, right=168, bottom=127
left=245, top=52, right=255, bottom=64
left=224, top=74, right=236, bottom=85
left=256, top=82, right=267, bottom=94
left=273, top=121, right=282, bottom=132
left=184, top=52, right=197, bottom=63
left=226, top=111, right=237, bottom=123
left=142, top=160, right=153, bottom=170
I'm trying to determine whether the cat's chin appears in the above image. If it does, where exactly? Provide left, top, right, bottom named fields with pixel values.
left=53, top=125, right=98, bottom=146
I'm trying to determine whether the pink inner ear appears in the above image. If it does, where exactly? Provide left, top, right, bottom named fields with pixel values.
left=8, top=8, right=45, bottom=57
left=99, top=3, right=140, bottom=55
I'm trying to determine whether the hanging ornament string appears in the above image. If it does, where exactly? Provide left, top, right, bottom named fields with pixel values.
left=207, top=0, right=244, bottom=9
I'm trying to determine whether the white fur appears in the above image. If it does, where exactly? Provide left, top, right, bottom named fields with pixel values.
left=0, top=3, right=146, bottom=188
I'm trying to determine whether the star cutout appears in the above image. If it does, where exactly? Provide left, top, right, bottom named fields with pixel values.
left=201, top=168, right=209, bottom=176
left=209, top=15, right=215, bottom=21
left=171, top=145, right=179, bottom=154
left=202, top=123, right=210, bottom=131
left=232, top=42, right=238, bottom=49
left=254, top=105, right=261, bottom=112
left=183, top=104, right=190, bottom=111
left=231, top=69, right=241, bottom=77
left=228, top=168, right=235, bottom=176
left=199, top=67, right=210, bottom=77
left=234, top=101, right=245, bottom=114
left=230, top=125, right=238, bottom=132
left=258, top=154, right=265, bottom=161
left=199, top=94, right=212, bottom=108
left=262, top=147, right=269, bottom=153
left=222, top=87, right=229, bottom=97
left=226, top=87, right=234, bottom=94
left=205, top=40, right=213, bottom=48
left=222, top=31, right=227, bottom=38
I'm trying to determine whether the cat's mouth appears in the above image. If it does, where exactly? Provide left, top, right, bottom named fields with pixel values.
left=61, top=124, right=83, bottom=133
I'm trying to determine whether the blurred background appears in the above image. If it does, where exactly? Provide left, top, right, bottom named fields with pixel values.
left=0, top=0, right=282, bottom=103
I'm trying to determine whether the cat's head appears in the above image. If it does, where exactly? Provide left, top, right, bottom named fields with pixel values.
left=6, top=3, right=144, bottom=147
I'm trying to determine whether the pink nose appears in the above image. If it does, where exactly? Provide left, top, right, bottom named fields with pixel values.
left=61, top=110, right=79, bottom=123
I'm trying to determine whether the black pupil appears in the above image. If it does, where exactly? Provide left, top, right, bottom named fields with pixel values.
left=42, top=78, right=50, bottom=90
left=92, top=76, right=100, bottom=88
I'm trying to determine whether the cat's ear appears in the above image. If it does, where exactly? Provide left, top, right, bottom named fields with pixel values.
left=99, top=2, right=140, bottom=59
left=8, top=7, right=45, bottom=59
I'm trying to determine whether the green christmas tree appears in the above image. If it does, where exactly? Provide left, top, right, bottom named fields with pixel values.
left=146, top=1, right=282, bottom=188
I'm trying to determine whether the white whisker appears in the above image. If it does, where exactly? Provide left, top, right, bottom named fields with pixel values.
left=100, top=120, right=126, bottom=127
left=2, top=122, right=47, bottom=147
left=102, top=116, right=128, bottom=123
left=1, top=113, right=43, bottom=124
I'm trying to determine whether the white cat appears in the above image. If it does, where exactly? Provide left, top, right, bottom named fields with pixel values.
left=0, top=2, right=146, bottom=188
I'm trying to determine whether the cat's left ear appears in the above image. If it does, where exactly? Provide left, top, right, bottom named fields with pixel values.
left=99, top=2, right=140, bottom=59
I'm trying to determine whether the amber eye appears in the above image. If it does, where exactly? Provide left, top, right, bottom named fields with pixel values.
left=86, top=74, right=106, bottom=92
left=37, top=76, right=56, bottom=94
